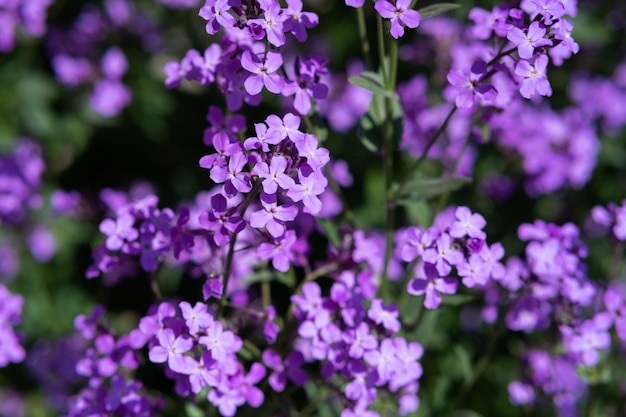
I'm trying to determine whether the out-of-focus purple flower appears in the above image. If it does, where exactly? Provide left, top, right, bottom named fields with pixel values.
left=0, top=284, right=25, bottom=367
left=0, top=389, right=25, bottom=417
left=27, top=226, right=57, bottom=262
left=50, top=190, right=81, bottom=216
left=0, top=244, right=19, bottom=282
left=515, top=54, right=552, bottom=99
left=89, top=79, right=132, bottom=117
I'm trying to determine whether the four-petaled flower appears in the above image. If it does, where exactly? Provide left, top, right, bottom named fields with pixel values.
left=374, top=0, right=421, bottom=39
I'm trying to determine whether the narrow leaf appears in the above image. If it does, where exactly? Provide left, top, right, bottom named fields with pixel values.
left=318, top=218, right=341, bottom=249
left=418, top=3, right=461, bottom=19
left=453, top=344, right=474, bottom=384
left=398, top=176, right=471, bottom=202
left=349, top=71, right=390, bottom=96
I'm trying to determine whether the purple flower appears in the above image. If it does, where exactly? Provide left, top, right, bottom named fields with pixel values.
left=407, top=263, right=458, bottom=309
left=422, top=233, right=464, bottom=276
left=515, top=54, right=552, bottom=99
left=199, top=0, right=236, bottom=35
left=287, top=169, right=327, bottom=215
left=198, top=193, right=244, bottom=246
left=248, top=3, right=287, bottom=47
left=199, top=321, right=239, bottom=362
left=27, top=226, right=57, bottom=263
left=367, top=299, right=401, bottom=333
left=210, top=151, right=252, bottom=196
left=344, top=323, right=378, bottom=359
left=89, top=79, right=132, bottom=117
left=262, top=349, right=307, bottom=392
left=148, top=328, right=194, bottom=373
left=507, top=21, right=552, bottom=60
left=257, top=230, right=297, bottom=272
left=447, top=59, right=498, bottom=108
left=283, top=0, right=319, bottom=42
left=253, top=156, right=296, bottom=194
left=244, top=122, right=283, bottom=152
left=295, top=134, right=330, bottom=171
left=508, top=381, right=536, bottom=405
left=449, top=206, right=487, bottom=239
left=179, top=301, right=214, bottom=335
left=522, top=0, right=565, bottom=25
left=375, top=0, right=421, bottom=39
left=100, top=47, right=128, bottom=80
left=345, top=0, right=365, bottom=7
left=241, top=50, right=284, bottom=95
left=249, top=192, right=298, bottom=238
left=200, top=132, right=242, bottom=170
left=99, top=213, right=138, bottom=251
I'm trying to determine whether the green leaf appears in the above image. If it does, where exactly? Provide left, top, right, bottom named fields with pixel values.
left=449, top=411, right=486, bottom=417
left=441, top=293, right=475, bottom=306
left=397, top=176, right=471, bottom=203
left=243, top=269, right=296, bottom=288
left=453, top=344, right=474, bottom=384
left=418, top=3, right=461, bottom=19
left=415, top=308, right=440, bottom=345
left=318, top=218, right=341, bottom=249
left=349, top=71, right=389, bottom=96
left=185, top=402, right=205, bottom=417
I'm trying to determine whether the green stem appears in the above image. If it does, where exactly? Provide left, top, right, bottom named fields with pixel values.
left=217, top=183, right=262, bottom=319
left=450, top=320, right=504, bottom=410
left=356, top=6, right=373, bottom=69
left=376, top=14, right=388, bottom=83
left=149, top=271, right=163, bottom=301
left=397, top=105, right=458, bottom=198
left=377, top=17, right=400, bottom=300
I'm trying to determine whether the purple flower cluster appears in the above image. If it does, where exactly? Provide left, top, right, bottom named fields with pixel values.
left=569, top=62, right=626, bottom=134
left=459, top=0, right=578, bottom=104
left=498, top=220, right=594, bottom=333
left=291, top=274, right=423, bottom=416
left=490, top=102, right=599, bottom=196
left=508, top=350, right=587, bottom=416
left=0, top=140, right=65, bottom=264
left=396, top=2, right=603, bottom=195
left=164, top=0, right=327, bottom=114
left=198, top=111, right=329, bottom=271
left=88, top=192, right=176, bottom=279
left=317, top=60, right=373, bottom=133
left=591, top=200, right=626, bottom=241
left=26, top=335, right=87, bottom=409
left=397, top=206, right=505, bottom=310
left=129, top=301, right=265, bottom=417
left=0, top=0, right=53, bottom=52
left=0, top=284, right=25, bottom=367
left=489, top=217, right=626, bottom=415
left=63, top=306, right=163, bottom=417
left=0, top=140, right=45, bottom=225
left=398, top=76, right=477, bottom=177
left=47, top=0, right=161, bottom=117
